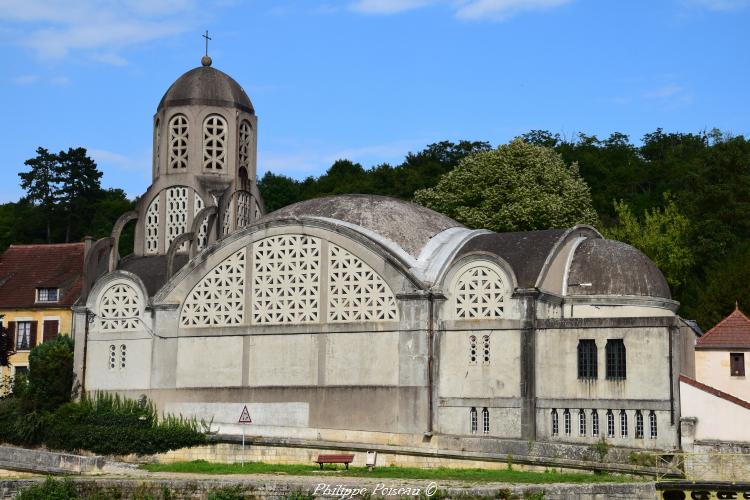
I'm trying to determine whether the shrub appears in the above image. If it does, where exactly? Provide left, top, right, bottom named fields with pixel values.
left=26, top=335, right=74, bottom=411
left=16, top=477, right=79, bottom=500
left=208, top=486, right=247, bottom=500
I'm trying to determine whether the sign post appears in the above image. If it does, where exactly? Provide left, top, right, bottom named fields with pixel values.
left=238, top=405, right=252, bottom=467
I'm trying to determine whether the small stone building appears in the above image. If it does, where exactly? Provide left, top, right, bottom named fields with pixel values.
left=72, top=56, right=695, bottom=457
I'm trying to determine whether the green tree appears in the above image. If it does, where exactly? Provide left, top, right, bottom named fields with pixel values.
left=258, top=172, right=304, bottom=212
left=414, top=139, right=599, bottom=232
left=605, top=195, right=695, bottom=295
left=55, top=147, right=103, bottom=242
left=18, top=147, right=60, bottom=243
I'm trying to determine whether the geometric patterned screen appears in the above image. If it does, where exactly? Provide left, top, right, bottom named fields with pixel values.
left=166, top=186, right=189, bottom=250
left=99, top=282, right=141, bottom=331
left=453, top=264, right=506, bottom=319
left=193, top=193, right=208, bottom=251
left=180, top=248, right=246, bottom=327
left=145, top=195, right=160, bottom=255
left=328, top=243, right=398, bottom=322
left=251, top=235, right=321, bottom=325
left=178, top=234, right=400, bottom=328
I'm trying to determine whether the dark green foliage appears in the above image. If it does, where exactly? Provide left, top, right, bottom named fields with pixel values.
left=16, top=477, right=79, bottom=500
left=26, top=336, right=74, bottom=411
left=4, top=147, right=136, bottom=254
left=0, top=322, right=12, bottom=367
left=207, top=485, right=248, bottom=500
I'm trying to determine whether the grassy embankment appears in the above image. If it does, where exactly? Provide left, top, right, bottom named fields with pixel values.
left=142, top=460, right=637, bottom=484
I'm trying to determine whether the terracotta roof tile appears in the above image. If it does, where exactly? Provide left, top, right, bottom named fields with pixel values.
left=0, top=243, right=85, bottom=309
left=696, top=308, right=750, bottom=349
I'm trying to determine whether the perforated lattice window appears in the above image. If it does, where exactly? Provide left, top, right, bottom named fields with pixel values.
left=482, top=334, right=490, bottom=364
left=252, top=235, right=320, bottom=324
left=145, top=195, right=160, bottom=254
left=166, top=186, right=188, bottom=250
left=108, top=345, right=116, bottom=370
left=194, top=193, right=208, bottom=251
left=454, top=264, right=506, bottom=319
left=236, top=191, right=251, bottom=228
left=222, top=196, right=233, bottom=235
left=180, top=248, right=246, bottom=327
left=203, top=115, right=227, bottom=170
left=100, top=283, right=141, bottom=331
left=239, top=120, right=252, bottom=171
left=328, top=243, right=398, bottom=322
left=168, top=114, right=188, bottom=169
left=469, top=335, right=477, bottom=364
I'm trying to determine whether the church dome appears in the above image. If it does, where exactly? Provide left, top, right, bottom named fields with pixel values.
left=157, top=65, right=254, bottom=114
left=566, top=239, right=671, bottom=299
left=267, top=194, right=464, bottom=257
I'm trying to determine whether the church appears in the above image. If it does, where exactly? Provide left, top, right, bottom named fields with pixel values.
left=71, top=54, right=696, bottom=459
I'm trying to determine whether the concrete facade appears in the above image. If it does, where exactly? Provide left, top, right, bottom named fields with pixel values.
left=72, top=57, right=694, bottom=462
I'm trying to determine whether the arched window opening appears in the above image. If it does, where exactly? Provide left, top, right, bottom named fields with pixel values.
left=635, top=410, right=644, bottom=439
left=649, top=411, right=658, bottom=439
left=454, top=264, right=506, bottom=319
left=578, top=409, right=586, bottom=436
left=606, top=410, right=615, bottom=438
left=606, top=339, right=626, bottom=380
left=551, top=409, right=559, bottom=436
left=168, top=114, right=188, bottom=169
left=469, top=335, right=477, bottom=365
left=591, top=410, right=599, bottom=437
left=620, top=410, right=628, bottom=437
left=203, top=114, right=227, bottom=170
left=482, top=407, right=490, bottom=435
left=563, top=409, right=571, bottom=436
left=238, top=166, right=249, bottom=191
left=469, top=407, right=478, bottom=434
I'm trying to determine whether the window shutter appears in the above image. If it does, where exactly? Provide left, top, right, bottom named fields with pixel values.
left=43, top=320, right=59, bottom=343
left=29, top=321, right=38, bottom=349
left=7, top=322, right=15, bottom=351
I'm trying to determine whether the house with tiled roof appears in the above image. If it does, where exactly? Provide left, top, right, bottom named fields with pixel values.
left=695, top=306, right=750, bottom=402
left=0, top=242, right=86, bottom=383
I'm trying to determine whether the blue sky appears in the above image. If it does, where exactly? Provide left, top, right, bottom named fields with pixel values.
left=1, top=0, right=749, bottom=202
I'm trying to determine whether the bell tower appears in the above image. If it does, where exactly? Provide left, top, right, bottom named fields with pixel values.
left=132, top=51, right=265, bottom=258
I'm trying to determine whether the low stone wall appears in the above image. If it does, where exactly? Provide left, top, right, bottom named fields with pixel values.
left=0, top=445, right=106, bottom=475
left=126, top=435, right=662, bottom=477
left=1, top=477, right=657, bottom=500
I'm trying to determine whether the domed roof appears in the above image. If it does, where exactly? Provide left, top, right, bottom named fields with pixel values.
left=157, top=65, right=254, bottom=114
left=566, top=239, right=671, bottom=299
left=267, top=194, right=464, bottom=258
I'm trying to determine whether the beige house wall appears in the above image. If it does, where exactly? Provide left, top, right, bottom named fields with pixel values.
left=695, top=350, right=750, bottom=402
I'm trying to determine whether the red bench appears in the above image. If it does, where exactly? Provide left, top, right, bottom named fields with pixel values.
left=315, top=454, right=355, bottom=470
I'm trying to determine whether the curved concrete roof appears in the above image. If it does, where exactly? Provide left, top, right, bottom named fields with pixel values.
left=566, top=239, right=671, bottom=299
left=157, top=66, right=254, bottom=114
left=267, top=194, right=464, bottom=258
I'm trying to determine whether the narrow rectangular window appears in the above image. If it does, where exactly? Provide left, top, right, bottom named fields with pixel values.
left=578, top=409, right=586, bottom=436
left=730, top=353, right=745, bottom=376
left=15, top=322, right=31, bottom=351
left=563, top=409, right=571, bottom=436
left=591, top=410, right=599, bottom=437
left=606, top=339, right=627, bottom=380
left=635, top=410, right=644, bottom=439
left=482, top=335, right=490, bottom=365
left=620, top=410, right=628, bottom=437
left=470, top=407, right=477, bottom=434
left=551, top=409, right=559, bottom=436
left=482, top=407, right=489, bottom=435
left=649, top=411, right=657, bottom=439
left=606, top=410, right=615, bottom=438
left=577, top=339, right=597, bottom=379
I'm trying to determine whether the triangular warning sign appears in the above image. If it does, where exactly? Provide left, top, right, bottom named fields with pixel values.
left=238, top=405, right=252, bottom=424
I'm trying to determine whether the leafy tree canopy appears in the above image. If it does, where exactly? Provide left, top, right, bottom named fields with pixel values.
left=414, top=139, right=600, bottom=232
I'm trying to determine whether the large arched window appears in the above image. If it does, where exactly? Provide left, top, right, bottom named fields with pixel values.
left=451, top=262, right=508, bottom=319
left=168, top=114, right=188, bottom=169
left=203, top=114, right=227, bottom=170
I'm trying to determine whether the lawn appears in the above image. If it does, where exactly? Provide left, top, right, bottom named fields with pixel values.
left=142, top=460, right=636, bottom=484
